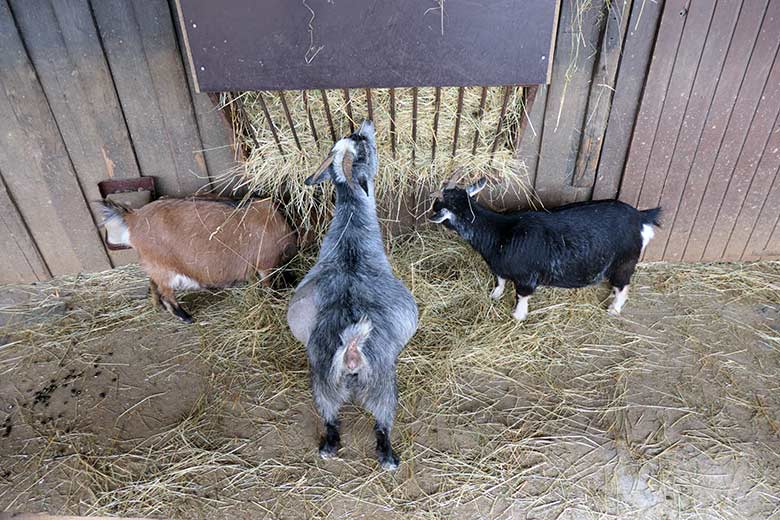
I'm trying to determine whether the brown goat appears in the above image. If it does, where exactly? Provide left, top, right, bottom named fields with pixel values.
left=99, top=196, right=298, bottom=322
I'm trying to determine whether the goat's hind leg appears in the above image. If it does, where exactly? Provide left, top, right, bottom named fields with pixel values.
left=313, top=380, right=344, bottom=459
left=607, top=259, right=637, bottom=315
left=364, top=380, right=400, bottom=471
left=156, top=283, right=193, bottom=323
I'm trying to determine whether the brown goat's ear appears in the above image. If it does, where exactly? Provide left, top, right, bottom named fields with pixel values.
left=305, top=154, right=334, bottom=185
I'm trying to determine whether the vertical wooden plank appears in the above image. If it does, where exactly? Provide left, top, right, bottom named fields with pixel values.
left=257, top=92, right=284, bottom=154
left=411, top=87, right=418, bottom=162
left=278, top=91, right=302, bottom=151
left=634, top=1, right=717, bottom=212
left=489, top=85, right=512, bottom=157
left=633, top=1, right=718, bottom=260
left=593, top=0, right=665, bottom=200
left=0, top=0, right=110, bottom=275
left=451, top=87, right=465, bottom=157
left=535, top=0, right=607, bottom=206
left=320, top=89, right=337, bottom=143
left=431, top=87, right=441, bottom=161
left=701, top=58, right=780, bottom=261
left=389, top=88, right=397, bottom=158
left=618, top=0, right=688, bottom=207
left=662, top=0, right=769, bottom=261
left=571, top=0, right=634, bottom=190
left=302, top=90, right=320, bottom=147
left=91, top=0, right=209, bottom=196
left=516, top=84, right=548, bottom=191
left=646, top=0, right=746, bottom=259
left=725, top=115, right=780, bottom=259
left=365, top=88, right=374, bottom=121
left=342, top=88, right=355, bottom=131
left=471, top=87, right=488, bottom=155
left=682, top=0, right=780, bottom=262
left=0, top=175, right=50, bottom=282
left=170, top=0, right=242, bottom=194
left=11, top=0, right=141, bottom=267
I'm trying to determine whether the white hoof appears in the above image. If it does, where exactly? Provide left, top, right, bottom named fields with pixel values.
left=490, top=287, right=504, bottom=300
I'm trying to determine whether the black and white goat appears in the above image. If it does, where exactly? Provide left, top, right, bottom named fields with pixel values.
left=286, top=121, right=418, bottom=471
left=430, top=177, right=661, bottom=320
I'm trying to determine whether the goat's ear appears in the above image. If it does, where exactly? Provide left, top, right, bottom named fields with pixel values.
left=466, top=177, right=488, bottom=197
left=304, top=154, right=334, bottom=185
left=342, top=149, right=354, bottom=186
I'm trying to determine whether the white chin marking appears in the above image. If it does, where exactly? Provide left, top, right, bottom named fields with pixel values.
left=608, top=286, right=629, bottom=315
left=170, top=273, right=201, bottom=290
left=512, top=295, right=529, bottom=321
left=641, top=224, right=655, bottom=253
left=431, top=209, right=453, bottom=224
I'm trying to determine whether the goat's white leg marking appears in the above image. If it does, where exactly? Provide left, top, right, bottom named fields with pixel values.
left=490, top=277, right=507, bottom=300
left=512, top=295, right=529, bottom=321
left=640, top=224, right=655, bottom=254
left=608, top=286, right=629, bottom=315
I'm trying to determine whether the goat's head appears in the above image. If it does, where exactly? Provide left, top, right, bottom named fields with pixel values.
left=305, top=120, right=377, bottom=196
left=429, top=176, right=488, bottom=229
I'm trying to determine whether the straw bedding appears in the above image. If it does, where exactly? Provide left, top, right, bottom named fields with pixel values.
left=1, top=232, right=779, bottom=519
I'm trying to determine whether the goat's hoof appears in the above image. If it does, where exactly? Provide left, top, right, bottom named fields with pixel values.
left=319, top=443, right=340, bottom=460
left=512, top=313, right=527, bottom=322
left=490, top=290, right=503, bottom=301
left=378, top=453, right=400, bottom=472
left=607, top=306, right=621, bottom=316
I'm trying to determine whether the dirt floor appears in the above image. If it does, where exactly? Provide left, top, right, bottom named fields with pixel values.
left=0, top=232, right=779, bottom=519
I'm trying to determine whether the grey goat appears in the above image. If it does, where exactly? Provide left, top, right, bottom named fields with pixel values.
left=287, top=121, right=418, bottom=471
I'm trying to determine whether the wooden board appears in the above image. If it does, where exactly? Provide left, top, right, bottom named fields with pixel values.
left=0, top=175, right=50, bottom=283
left=535, top=0, right=607, bottom=206
left=723, top=112, right=780, bottom=260
left=0, top=0, right=110, bottom=276
left=645, top=0, right=744, bottom=260
left=681, top=0, right=780, bottom=262
left=634, top=0, right=718, bottom=260
left=516, top=85, right=549, bottom=199
left=571, top=0, right=634, bottom=192
left=10, top=0, right=141, bottom=267
left=91, top=0, right=210, bottom=196
left=661, top=0, right=770, bottom=261
left=168, top=0, right=244, bottom=195
left=591, top=0, right=664, bottom=200
left=618, top=0, right=688, bottom=208
left=174, top=0, right=559, bottom=91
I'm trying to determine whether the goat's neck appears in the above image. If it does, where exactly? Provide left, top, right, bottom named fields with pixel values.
left=456, top=205, right=501, bottom=258
left=320, top=183, right=383, bottom=254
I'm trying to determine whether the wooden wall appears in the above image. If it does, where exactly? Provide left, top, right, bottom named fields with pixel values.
left=0, top=0, right=239, bottom=283
left=618, top=0, right=780, bottom=262
left=1, top=0, right=778, bottom=284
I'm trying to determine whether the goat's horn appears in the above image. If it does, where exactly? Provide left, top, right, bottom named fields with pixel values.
left=445, top=167, right=464, bottom=189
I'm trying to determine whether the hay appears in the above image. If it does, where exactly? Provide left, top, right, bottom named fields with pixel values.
left=1, top=236, right=780, bottom=518
left=217, top=87, right=534, bottom=233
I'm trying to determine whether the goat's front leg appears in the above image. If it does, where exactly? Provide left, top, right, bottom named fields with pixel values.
left=512, top=283, right=535, bottom=321
left=490, top=276, right=507, bottom=300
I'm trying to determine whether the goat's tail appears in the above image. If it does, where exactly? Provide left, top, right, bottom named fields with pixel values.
left=331, top=317, right=373, bottom=379
left=640, top=207, right=662, bottom=228
left=96, top=200, right=132, bottom=247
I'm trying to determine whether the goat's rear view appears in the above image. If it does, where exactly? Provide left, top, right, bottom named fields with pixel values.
left=99, top=197, right=297, bottom=322
left=287, top=121, right=418, bottom=471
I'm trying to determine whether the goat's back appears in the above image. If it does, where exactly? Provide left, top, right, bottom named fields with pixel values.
left=127, top=198, right=296, bottom=287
